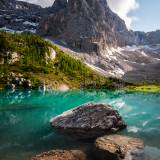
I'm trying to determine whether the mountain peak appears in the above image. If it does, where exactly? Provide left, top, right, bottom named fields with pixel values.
left=51, top=0, right=68, bottom=12
left=37, top=0, right=130, bottom=54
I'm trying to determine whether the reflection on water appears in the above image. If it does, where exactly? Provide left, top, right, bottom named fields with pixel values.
left=0, top=90, right=160, bottom=160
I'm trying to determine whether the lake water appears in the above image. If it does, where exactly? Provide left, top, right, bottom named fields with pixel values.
left=0, top=90, right=160, bottom=160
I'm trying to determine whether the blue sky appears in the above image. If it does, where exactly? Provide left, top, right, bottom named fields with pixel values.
left=129, top=0, right=160, bottom=32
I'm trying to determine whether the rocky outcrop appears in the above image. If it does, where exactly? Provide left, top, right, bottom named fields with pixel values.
left=37, top=0, right=132, bottom=54
left=50, top=102, right=126, bottom=139
left=146, top=30, right=160, bottom=44
left=0, top=0, right=41, bottom=11
left=0, top=0, right=16, bottom=10
left=37, top=0, right=160, bottom=83
left=31, top=135, right=145, bottom=160
left=4, top=72, right=32, bottom=90
left=0, top=0, right=44, bottom=33
left=95, top=135, right=144, bottom=160
left=32, top=150, right=87, bottom=160
left=37, top=0, right=160, bottom=55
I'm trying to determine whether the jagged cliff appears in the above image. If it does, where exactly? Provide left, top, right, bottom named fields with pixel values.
left=37, top=0, right=160, bottom=54
left=36, top=0, right=160, bottom=83
left=0, top=0, right=42, bottom=10
left=37, top=0, right=132, bottom=54
left=0, top=0, right=44, bottom=33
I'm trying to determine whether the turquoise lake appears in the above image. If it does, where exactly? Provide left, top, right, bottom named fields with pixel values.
left=0, top=90, right=160, bottom=160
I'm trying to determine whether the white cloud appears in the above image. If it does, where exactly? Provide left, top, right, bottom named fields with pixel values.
left=107, top=0, right=139, bottom=28
left=18, top=0, right=139, bottom=28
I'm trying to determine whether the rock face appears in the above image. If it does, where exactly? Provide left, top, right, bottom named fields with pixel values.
left=50, top=102, right=126, bottom=139
left=95, top=135, right=144, bottom=160
left=37, top=0, right=160, bottom=54
left=36, top=0, right=160, bottom=83
left=37, top=0, right=131, bottom=54
left=3, top=72, right=32, bottom=90
left=0, top=0, right=16, bottom=10
left=32, top=150, right=87, bottom=160
left=0, top=0, right=44, bottom=33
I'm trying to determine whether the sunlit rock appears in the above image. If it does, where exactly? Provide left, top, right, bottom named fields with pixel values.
left=32, top=150, right=87, bottom=160
left=95, top=135, right=144, bottom=160
left=50, top=102, right=126, bottom=139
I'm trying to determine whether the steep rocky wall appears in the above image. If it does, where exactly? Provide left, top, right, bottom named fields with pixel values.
left=37, top=0, right=130, bottom=54
left=37, top=0, right=160, bottom=55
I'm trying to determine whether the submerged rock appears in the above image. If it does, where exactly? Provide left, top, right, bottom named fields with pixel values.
left=95, top=135, right=144, bottom=160
left=50, top=102, right=126, bottom=139
left=5, top=83, right=16, bottom=90
left=32, top=150, right=87, bottom=160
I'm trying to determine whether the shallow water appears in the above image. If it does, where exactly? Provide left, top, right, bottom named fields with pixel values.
left=0, top=90, right=160, bottom=160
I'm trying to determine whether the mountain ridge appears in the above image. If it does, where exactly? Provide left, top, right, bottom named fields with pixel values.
left=0, top=0, right=160, bottom=84
left=37, top=0, right=160, bottom=54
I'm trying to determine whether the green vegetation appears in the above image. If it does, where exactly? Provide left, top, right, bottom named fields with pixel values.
left=0, top=31, right=53, bottom=71
left=0, top=31, right=122, bottom=90
left=125, top=85, right=160, bottom=92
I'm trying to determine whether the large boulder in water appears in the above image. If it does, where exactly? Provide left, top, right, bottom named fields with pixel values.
left=95, top=135, right=145, bottom=160
left=50, top=102, right=126, bottom=139
left=32, top=150, right=87, bottom=160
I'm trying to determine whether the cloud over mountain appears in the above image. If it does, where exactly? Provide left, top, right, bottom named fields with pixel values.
left=18, top=0, right=139, bottom=28
left=107, top=0, right=139, bottom=28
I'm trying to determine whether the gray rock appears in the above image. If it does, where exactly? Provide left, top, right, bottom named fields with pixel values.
left=23, top=79, right=32, bottom=88
left=37, top=0, right=129, bottom=53
left=32, top=150, right=87, bottom=160
left=37, top=0, right=160, bottom=55
left=124, top=149, right=145, bottom=160
left=50, top=102, right=126, bottom=139
left=5, top=83, right=16, bottom=90
left=95, top=135, right=144, bottom=160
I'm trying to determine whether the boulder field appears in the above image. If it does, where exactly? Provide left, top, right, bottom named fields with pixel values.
left=95, top=135, right=145, bottom=160
left=32, top=102, right=145, bottom=160
left=31, top=135, right=145, bottom=160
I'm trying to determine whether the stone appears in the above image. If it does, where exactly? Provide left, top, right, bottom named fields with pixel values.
left=95, top=135, right=144, bottom=160
left=31, top=150, right=87, bottom=160
left=5, top=83, right=16, bottom=90
left=38, top=83, right=46, bottom=92
left=23, top=79, right=32, bottom=88
left=45, top=47, right=56, bottom=64
left=50, top=102, right=126, bottom=139
left=124, top=149, right=145, bottom=160
left=0, top=0, right=43, bottom=34
left=9, top=52, right=19, bottom=64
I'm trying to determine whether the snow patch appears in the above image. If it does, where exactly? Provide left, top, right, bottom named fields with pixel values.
left=23, top=21, right=38, bottom=27
left=124, top=45, right=139, bottom=52
left=15, top=18, right=23, bottom=22
left=24, top=29, right=36, bottom=33
left=0, top=27, right=23, bottom=33
left=140, top=51, right=148, bottom=57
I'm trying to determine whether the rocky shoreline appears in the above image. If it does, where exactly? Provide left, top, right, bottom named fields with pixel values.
left=32, top=102, right=146, bottom=160
left=1, top=72, right=70, bottom=92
